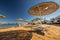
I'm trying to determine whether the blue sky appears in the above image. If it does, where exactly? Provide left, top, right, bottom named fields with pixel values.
left=0, top=0, right=60, bottom=22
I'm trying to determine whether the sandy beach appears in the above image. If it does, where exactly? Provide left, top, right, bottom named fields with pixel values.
left=31, top=24, right=60, bottom=40
left=0, top=24, right=60, bottom=40
left=0, top=0, right=60, bottom=40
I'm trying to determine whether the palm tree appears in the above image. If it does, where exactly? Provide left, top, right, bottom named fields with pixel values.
left=57, top=18, right=60, bottom=23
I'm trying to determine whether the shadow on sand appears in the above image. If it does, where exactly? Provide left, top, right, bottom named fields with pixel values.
left=0, top=30, right=32, bottom=40
left=0, top=30, right=45, bottom=40
left=47, top=23, right=60, bottom=27
left=29, top=30, right=45, bottom=36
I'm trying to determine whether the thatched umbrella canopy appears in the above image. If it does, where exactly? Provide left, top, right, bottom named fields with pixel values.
left=28, top=2, right=59, bottom=16
left=16, top=18, right=29, bottom=24
left=0, top=14, right=6, bottom=18
left=32, top=18, right=42, bottom=22
left=23, top=20, right=29, bottom=23
left=16, top=18, right=23, bottom=21
left=33, top=18, right=42, bottom=21
left=16, top=18, right=29, bottom=22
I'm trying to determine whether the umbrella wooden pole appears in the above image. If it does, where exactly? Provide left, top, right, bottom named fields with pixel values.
left=39, top=12, right=42, bottom=24
left=28, top=2, right=59, bottom=25
left=17, top=20, right=19, bottom=26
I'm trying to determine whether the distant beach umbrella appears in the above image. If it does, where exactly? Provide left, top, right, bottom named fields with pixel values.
left=32, top=18, right=42, bottom=24
left=16, top=18, right=28, bottom=22
left=16, top=18, right=29, bottom=25
left=28, top=2, right=59, bottom=16
left=23, top=20, right=29, bottom=23
left=0, top=14, right=6, bottom=18
left=16, top=18, right=23, bottom=21
left=33, top=18, right=42, bottom=21
left=16, top=18, right=23, bottom=26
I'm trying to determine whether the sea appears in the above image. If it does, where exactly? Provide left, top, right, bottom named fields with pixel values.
left=0, top=24, right=18, bottom=28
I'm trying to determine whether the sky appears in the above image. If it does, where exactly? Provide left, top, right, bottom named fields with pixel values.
left=0, top=0, right=60, bottom=23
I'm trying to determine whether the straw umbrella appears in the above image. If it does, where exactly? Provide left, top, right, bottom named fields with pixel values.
left=28, top=2, right=59, bottom=22
left=32, top=18, right=42, bottom=22
left=32, top=18, right=42, bottom=24
left=28, top=2, right=59, bottom=30
left=28, top=2, right=59, bottom=16
left=0, top=14, right=6, bottom=25
left=16, top=18, right=29, bottom=26
left=33, top=18, right=42, bottom=21
left=23, top=20, right=29, bottom=23
left=0, top=14, right=6, bottom=18
left=22, top=20, right=29, bottom=25
left=16, top=18, right=23, bottom=21
left=16, top=18, right=29, bottom=22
